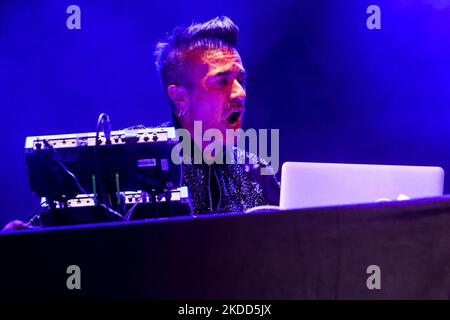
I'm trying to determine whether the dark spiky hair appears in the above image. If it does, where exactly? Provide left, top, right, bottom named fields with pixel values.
left=154, top=16, right=239, bottom=96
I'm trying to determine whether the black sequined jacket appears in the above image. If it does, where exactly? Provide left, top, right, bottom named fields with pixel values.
left=158, top=118, right=281, bottom=214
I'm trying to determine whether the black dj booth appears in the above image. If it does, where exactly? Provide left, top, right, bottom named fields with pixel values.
left=2, top=196, right=450, bottom=300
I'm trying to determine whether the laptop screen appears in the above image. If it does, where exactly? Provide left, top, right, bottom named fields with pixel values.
left=280, top=162, right=445, bottom=209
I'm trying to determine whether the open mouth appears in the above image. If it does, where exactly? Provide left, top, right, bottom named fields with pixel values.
left=226, top=111, right=241, bottom=125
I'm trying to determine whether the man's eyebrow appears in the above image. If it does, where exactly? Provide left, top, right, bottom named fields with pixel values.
left=213, top=69, right=247, bottom=77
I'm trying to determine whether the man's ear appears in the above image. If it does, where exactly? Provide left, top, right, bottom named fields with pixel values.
left=167, top=85, right=190, bottom=117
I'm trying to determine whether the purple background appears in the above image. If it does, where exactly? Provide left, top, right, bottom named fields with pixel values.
left=1, top=0, right=450, bottom=225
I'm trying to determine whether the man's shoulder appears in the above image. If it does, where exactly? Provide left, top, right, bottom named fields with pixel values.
left=232, top=148, right=281, bottom=204
left=232, top=147, right=272, bottom=169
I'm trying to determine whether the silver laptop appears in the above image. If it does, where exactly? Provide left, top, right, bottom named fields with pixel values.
left=280, top=162, right=445, bottom=209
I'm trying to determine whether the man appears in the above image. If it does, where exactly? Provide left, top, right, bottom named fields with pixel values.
left=154, top=16, right=280, bottom=214
left=2, top=16, right=279, bottom=231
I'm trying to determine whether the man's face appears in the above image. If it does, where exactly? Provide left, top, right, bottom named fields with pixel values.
left=180, top=48, right=247, bottom=148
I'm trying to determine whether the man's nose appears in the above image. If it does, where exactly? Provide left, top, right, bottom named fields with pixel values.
left=231, top=79, right=246, bottom=104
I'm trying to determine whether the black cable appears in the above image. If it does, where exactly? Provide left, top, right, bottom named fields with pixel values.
left=207, top=165, right=222, bottom=213
left=42, top=139, right=124, bottom=220
left=26, top=199, right=47, bottom=224
left=213, top=167, right=222, bottom=210
left=96, top=113, right=111, bottom=146
left=94, top=113, right=115, bottom=208
left=208, top=165, right=213, bottom=212
left=124, top=192, right=148, bottom=221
